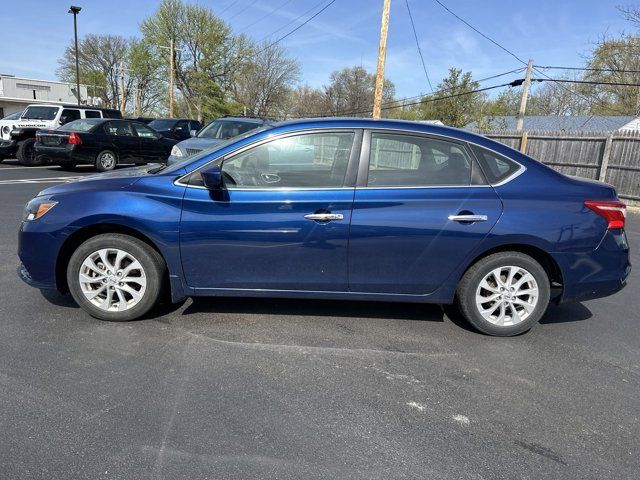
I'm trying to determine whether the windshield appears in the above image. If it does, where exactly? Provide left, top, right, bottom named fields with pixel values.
left=60, top=119, right=102, bottom=132
left=161, top=125, right=272, bottom=174
left=22, top=106, right=59, bottom=120
left=148, top=119, right=176, bottom=130
left=197, top=119, right=261, bottom=140
left=2, top=110, right=23, bottom=120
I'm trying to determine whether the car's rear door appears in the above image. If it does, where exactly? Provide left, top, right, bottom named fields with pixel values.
left=103, top=121, right=140, bottom=162
left=180, top=129, right=361, bottom=292
left=132, top=122, right=165, bottom=162
left=348, top=130, right=502, bottom=295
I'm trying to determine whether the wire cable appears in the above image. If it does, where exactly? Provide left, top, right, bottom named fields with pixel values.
left=226, top=0, right=262, bottom=21
left=405, top=0, right=433, bottom=92
left=237, top=0, right=295, bottom=31
left=535, top=65, right=640, bottom=74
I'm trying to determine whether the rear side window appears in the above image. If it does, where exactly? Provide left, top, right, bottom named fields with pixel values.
left=470, top=145, right=521, bottom=184
left=84, top=110, right=101, bottom=118
left=367, top=133, right=475, bottom=187
left=104, top=121, right=134, bottom=137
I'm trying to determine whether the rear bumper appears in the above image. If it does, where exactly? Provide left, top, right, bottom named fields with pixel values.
left=553, top=228, right=631, bottom=303
left=35, top=144, right=92, bottom=164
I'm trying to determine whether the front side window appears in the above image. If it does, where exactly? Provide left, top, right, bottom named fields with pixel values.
left=367, top=132, right=474, bottom=187
left=198, top=120, right=262, bottom=140
left=221, top=132, right=354, bottom=188
left=132, top=123, right=158, bottom=138
left=60, top=109, right=81, bottom=124
left=104, top=121, right=134, bottom=137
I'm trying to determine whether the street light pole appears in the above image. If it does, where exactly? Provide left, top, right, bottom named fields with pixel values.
left=68, top=5, right=82, bottom=106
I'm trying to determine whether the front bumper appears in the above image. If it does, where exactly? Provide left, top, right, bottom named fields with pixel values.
left=0, top=139, right=17, bottom=157
left=553, top=228, right=631, bottom=303
left=18, top=221, right=69, bottom=291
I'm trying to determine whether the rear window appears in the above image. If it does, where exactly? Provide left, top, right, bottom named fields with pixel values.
left=470, top=145, right=521, bottom=184
left=61, top=119, right=102, bottom=132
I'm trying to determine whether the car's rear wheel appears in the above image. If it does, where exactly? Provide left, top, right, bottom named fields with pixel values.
left=66, top=234, right=165, bottom=321
left=17, top=139, right=44, bottom=166
left=95, top=150, right=117, bottom=172
left=456, top=252, right=550, bottom=336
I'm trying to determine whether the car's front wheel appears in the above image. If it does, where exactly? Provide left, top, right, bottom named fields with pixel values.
left=66, top=234, right=165, bottom=321
left=456, top=252, right=550, bottom=336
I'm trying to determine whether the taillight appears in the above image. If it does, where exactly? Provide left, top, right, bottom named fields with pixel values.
left=584, top=200, right=626, bottom=229
left=68, top=132, right=82, bottom=145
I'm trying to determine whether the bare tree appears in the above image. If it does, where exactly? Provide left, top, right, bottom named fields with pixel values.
left=323, top=66, right=395, bottom=116
left=57, top=34, right=133, bottom=108
left=232, top=42, right=301, bottom=118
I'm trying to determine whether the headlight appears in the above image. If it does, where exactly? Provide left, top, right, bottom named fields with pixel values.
left=170, top=145, right=183, bottom=157
left=23, top=198, right=58, bottom=221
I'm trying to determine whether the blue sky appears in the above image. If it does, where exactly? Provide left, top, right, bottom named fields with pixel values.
left=0, top=0, right=633, bottom=98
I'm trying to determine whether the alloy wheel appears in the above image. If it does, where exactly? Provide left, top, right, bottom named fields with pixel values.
left=100, top=152, right=116, bottom=169
left=475, top=265, right=539, bottom=326
left=78, top=248, right=147, bottom=312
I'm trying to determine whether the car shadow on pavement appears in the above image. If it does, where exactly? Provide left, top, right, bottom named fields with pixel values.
left=183, top=297, right=447, bottom=323
left=540, top=302, right=593, bottom=324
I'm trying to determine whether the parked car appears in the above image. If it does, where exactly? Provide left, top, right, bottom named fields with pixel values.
left=0, top=104, right=122, bottom=165
left=167, top=116, right=268, bottom=164
left=128, top=117, right=156, bottom=125
left=18, top=118, right=630, bottom=336
left=148, top=118, right=202, bottom=142
left=34, top=118, right=178, bottom=171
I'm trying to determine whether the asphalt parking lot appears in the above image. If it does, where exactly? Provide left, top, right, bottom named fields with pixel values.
left=0, top=159, right=638, bottom=479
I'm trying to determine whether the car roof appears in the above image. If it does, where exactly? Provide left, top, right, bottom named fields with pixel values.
left=216, top=116, right=265, bottom=124
left=24, top=104, right=117, bottom=112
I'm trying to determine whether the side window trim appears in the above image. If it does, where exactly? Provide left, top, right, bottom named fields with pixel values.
left=357, top=129, right=488, bottom=189
left=178, top=128, right=363, bottom=190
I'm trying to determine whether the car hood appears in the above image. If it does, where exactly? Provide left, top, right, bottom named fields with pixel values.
left=38, top=164, right=167, bottom=197
left=177, top=137, right=224, bottom=150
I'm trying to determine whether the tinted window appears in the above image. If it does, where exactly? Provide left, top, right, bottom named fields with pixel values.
left=148, top=119, right=177, bottom=130
left=190, top=121, right=201, bottom=132
left=132, top=123, right=158, bottom=138
left=22, top=106, right=59, bottom=120
left=104, top=121, right=134, bottom=137
left=367, top=133, right=473, bottom=187
left=61, top=119, right=102, bottom=132
left=221, top=132, right=354, bottom=188
left=470, top=144, right=521, bottom=184
left=84, top=110, right=101, bottom=118
left=60, top=109, right=81, bottom=124
left=198, top=119, right=261, bottom=140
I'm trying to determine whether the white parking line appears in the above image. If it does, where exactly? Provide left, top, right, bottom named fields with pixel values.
left=0, top=165, right=59, bottom=170
left=0, top=176, right=82, bottom=185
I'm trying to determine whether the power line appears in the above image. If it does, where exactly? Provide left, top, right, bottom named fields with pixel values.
left=218, top=0, right=241, bottom=15
left=226, top=0, right=261, bottom=21
left=259, top=0, right=334, bottom=43
left=532, top=78, right=640, bottom=88
left=535, top=65, right=640, bottom=74
left=237, top=0, right=295, bottom=31
left=405, top=0, right=433, bottom=92
left=301, top=80, right=517, bottom=118
left=431, top=0, right=632, bottom=120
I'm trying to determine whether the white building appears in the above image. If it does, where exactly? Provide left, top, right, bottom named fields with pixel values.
left=0, top=74, right=91, bottom=118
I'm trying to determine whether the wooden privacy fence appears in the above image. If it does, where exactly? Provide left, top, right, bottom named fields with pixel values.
left=473, top=130, right=640, bottom=205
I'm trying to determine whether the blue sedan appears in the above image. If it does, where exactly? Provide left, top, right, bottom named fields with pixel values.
left=18, top=118, right=631, bottom=336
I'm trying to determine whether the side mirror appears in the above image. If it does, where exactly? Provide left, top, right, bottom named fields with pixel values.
left=190, top=129, right=197, bottom=137
left=200, top=165, right=223, bottom=190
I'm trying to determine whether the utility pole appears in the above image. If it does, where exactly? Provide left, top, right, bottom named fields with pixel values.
left=120, top=61, right=126, bottom=116
left=372, top=0, right=391, bottom=119
left=169, top=37, right=175, bottom=118
left=516, top=59, right=534, bottom=132
left=68, top=6, right=82, bottom=106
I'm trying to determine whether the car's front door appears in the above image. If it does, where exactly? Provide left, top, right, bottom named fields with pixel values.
left=132, top=122, right=164, bottom=162
left=180, top=129, right=361, bottom=291
left=348, top=130, right=503, bottom=295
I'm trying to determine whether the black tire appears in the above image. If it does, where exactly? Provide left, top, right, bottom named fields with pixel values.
left=66, top=234, right=166, bottom=321
left=17, top=138, right=43, bottom=166
left=95, top=150, right=117, bottom=172
left=58, top=161, right=77, bottom=171
left=455, top=252, right=550, bottom=336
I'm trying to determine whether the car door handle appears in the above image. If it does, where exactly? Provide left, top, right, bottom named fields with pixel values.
left=448, top=214, right=488, bottom=222
left=304, top=213, right=344, bottom=221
